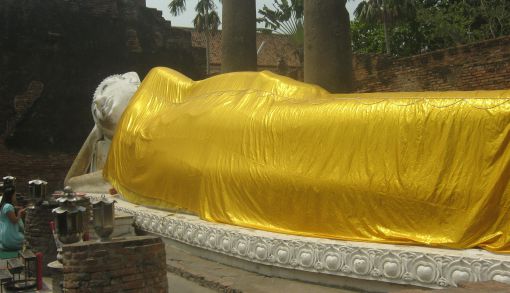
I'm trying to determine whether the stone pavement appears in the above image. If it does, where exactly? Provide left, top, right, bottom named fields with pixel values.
left=396, top=281, right=510, bottom=293
left=164, top=238, right=361, bottom=293
left=162, top=238, right=510, bottom=293
left=167, top=272, right=214, bottom=293
left=2, top=240, right=507, bottom=292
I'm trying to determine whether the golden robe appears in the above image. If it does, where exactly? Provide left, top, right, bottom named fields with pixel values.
left=104, top=67, right=510, bottom=252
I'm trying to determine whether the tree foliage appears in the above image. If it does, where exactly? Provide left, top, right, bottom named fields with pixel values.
left=257, top=0, right=305, bottom=63
left=352, top=0, right=510, bottom=56
left=257, top=0, right=304, bottom=45
left=351, top=20, right=385, bottom=54
left=168, top=0, right=221, bottom=75
left=169, top=0, right=221, bottom=33
left=354, top=0, right=416, bottom=53
left=257, top=0, right=303, bottom=33
left=168, top=0, right=186, bottom=16
left=193, top=0, right=220, bottom=33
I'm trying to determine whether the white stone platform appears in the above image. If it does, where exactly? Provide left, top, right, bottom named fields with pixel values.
left=88, top=210, right=135, bottom=240
left=87, top=194, right=510, bottom=290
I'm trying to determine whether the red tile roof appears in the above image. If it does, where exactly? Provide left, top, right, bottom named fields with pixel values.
left=189, top=30, right=301, bottom=68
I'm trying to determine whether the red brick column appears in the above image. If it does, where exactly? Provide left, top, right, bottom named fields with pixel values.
left=61, top=236, right=167, bottom=292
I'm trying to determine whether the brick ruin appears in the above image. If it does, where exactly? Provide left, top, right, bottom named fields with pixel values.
left=354, top=36, right=510, bottom=92
left=191, top=30, right=510, bottom=92
left=0, top=0, right=205, bottom=192
left=61, top=236, right=167, bottom=292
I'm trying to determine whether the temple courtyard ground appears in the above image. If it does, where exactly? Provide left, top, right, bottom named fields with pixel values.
left=16, top=238, right=357, bottom=292
left=164, top=238, right=510, bottom=293
left=5, top=237, right=510, bottom=292
left=163, top=238, right=358, bottom=293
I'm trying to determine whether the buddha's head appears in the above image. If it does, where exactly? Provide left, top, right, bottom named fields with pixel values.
left=92, top=72, right=141, bottom=140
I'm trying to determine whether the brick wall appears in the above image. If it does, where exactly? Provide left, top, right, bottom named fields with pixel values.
left=62, top=236, right=167, bottom=292
left=0, top=138, right=75, bottom=193
left=74, top=0, right=119, bottom=17
left=0, top=0, right=205, bottom=193
left=13, top=81, right=44, bottom=119
left=354, top=36, right=510, bottom=92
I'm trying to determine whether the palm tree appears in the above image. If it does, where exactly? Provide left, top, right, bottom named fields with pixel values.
left=354, top=0, right=415, bottom=54
left=258, top=0, right=304, bottom=65
left=258, top=0, right=304, bottom=35
left=169, top=0, right=221, bottom=75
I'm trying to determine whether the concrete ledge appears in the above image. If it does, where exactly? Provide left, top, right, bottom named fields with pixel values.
left=88, top=210, right=135, bottom=240
left=87, top=194, right=510, bottom=290
left=163, top=236, right=414, bottom=293
left=397, top=281, right=510, bottom=292
left=67, top=171, right=112, bottom=194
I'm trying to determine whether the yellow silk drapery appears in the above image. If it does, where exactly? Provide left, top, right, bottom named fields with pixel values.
left=104, top=67, right=510, bottom=252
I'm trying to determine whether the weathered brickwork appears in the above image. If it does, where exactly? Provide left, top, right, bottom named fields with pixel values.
left=354, top=36, right=510, bottom=92
left=0, top=138, right=75, bottom=193
left=61, top=236, right=167, bottom=293
left=0, top=0, right=205, bottom=192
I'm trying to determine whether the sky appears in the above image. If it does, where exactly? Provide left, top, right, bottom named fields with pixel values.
left=146, top=0, right=362, bottom=28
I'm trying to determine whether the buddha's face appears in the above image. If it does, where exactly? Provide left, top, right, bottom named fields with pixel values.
left=92, top=72, right=141, bottom=139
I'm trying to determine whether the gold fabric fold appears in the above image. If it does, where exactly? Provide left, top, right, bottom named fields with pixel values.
left=104, top=67, right=510, bottom=252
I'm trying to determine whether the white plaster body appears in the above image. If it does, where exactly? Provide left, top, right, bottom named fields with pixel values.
left=91, top=72, right=140, bottom=141
left=65, top=72, right=140, bottom=183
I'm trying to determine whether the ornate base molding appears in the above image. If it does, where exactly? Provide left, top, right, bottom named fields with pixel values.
left=88, top=194, right=510, bottom=289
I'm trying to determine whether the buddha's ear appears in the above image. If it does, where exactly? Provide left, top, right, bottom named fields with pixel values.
left=122, top=72, right=141, bottom=84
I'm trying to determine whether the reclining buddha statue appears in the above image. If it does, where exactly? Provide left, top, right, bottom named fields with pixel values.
left=65, top=72, right=140, bottom=188
left=72, top=67, right=510, bottom=253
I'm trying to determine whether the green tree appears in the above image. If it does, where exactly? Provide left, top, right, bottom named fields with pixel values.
left=417, top=0, right=510, bottom=50
left=351, top=17, right=424, bottom=57
left=350, top=20, right=385, bottom=54
left=354, top=0, right=416, bottom=54
left=169, top=0, right=221, bottom=75
left=417, top=0, right=480, bottom=49
left=258, top=0, right=304, bottom=34
left=479, top=0, right=510, bottom=38
left=352, top=0, right=510, bottom=57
